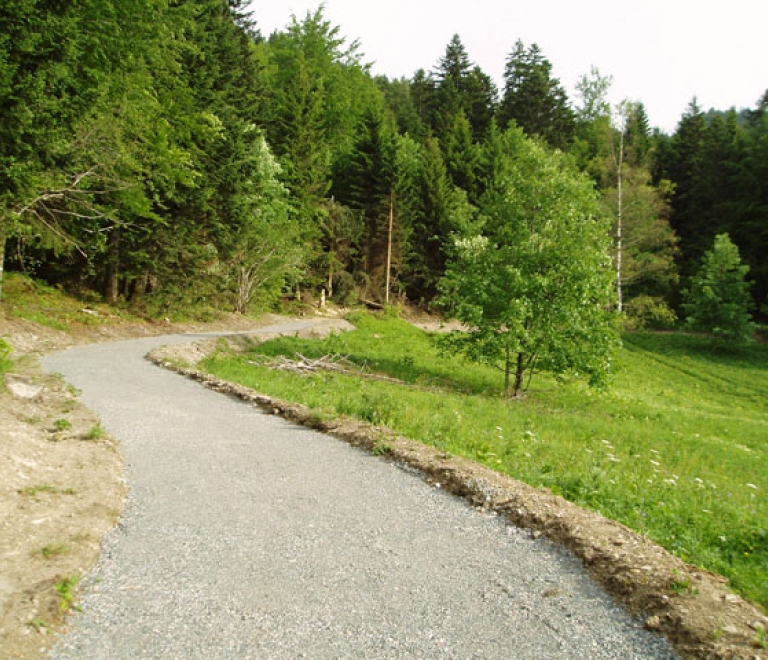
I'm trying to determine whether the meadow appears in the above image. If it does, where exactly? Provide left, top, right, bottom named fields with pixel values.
left=201, top=312, right=768, bottom=608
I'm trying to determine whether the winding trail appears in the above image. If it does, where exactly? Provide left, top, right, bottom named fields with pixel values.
left=42, top=322, right=676, bottom=659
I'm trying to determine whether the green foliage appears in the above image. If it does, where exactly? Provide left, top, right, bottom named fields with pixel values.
left=683, top=233, right=756, bottom=340
left=439, top=128, right=620, bottom=396
left=623, top=295, right=677, bottom=330
left=85, top=424, right=107, bottom=441
left=55, top=576, right=81, bottom=613
left=53, top=418, right=72, bottom=432
left=19, top=484, right=76, bottom=498
left=40, top=544, right=71, bottom=559
left=0, top=338, right=12, bottom=377
left=498, top=40, right=575, bottom=149
left=203, top=313, right=768, bottom=608
left=1, top=0, right=764, bottom=325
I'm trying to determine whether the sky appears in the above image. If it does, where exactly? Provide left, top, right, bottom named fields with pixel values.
left=248, top=0, right=767, bottom=134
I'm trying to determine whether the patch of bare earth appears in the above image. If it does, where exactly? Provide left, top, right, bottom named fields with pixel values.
left=147, top=333, right=768, bottom=660
left=0, top=351, right=124, bottom=659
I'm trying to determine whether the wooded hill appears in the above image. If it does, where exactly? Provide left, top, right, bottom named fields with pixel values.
left=2, top=2, right=766, bottom=324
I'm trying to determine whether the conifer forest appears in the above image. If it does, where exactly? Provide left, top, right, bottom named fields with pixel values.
left=2, top=2, right=766, bottom=327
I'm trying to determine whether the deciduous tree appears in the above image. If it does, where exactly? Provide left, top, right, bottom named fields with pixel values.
left=439, top=128, right=618, bottom=397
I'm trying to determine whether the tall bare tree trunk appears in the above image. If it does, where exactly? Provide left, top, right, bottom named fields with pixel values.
left=0, top=224, right=6, bottom=303
left=385, top=191, right=394, bottom=305
left=105, top=226, right=121, bottom=305
left=616, top=129, right=625, bottom=313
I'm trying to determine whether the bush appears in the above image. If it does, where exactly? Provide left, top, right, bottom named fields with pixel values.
left=623, top=295, right=677, bottom=330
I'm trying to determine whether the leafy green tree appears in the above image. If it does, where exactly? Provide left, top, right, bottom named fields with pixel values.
left=498, top=40, right=576, bottom=150
left=0, top=0, right=113, bottom=297
left=439, top=128, right=619, bottom=397
left=682, top=233, right=755, bottom=340
left=222, top=135, right=305, bottom=312
left=604, top=164, right=678, bottom=327
left=261, top=7, right=382, bottom=293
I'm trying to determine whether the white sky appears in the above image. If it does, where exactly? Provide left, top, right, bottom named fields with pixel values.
left=248, top=0, right=767, bottom=134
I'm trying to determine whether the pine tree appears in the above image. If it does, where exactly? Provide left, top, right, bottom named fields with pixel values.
left=498, top=40, right=575, bottom=150
left=683, top=233, right=755, bottom=340
left=332, top=104, right=397, bottom=298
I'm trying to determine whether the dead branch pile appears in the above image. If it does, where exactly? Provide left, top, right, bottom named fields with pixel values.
left=250, top=353, right=404, bottom=384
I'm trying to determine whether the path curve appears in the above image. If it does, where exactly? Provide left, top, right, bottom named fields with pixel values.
left=42, top=323, right=676, bottom=659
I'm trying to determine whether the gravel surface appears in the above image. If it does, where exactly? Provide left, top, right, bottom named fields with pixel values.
left=41, top=324, right=677, bottom=659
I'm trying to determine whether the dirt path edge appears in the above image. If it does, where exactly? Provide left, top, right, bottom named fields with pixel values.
left=147, top=335, right=768, bottom=660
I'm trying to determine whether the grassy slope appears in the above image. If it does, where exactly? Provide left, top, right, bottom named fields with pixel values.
left=202, top=312, right=768, bottom=608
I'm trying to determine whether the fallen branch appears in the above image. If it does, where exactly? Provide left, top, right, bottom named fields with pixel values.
left=249, top=353, right=404, bottom=385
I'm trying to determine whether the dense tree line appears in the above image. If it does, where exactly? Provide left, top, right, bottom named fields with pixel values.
left=1, top=2, right=765, bottom=326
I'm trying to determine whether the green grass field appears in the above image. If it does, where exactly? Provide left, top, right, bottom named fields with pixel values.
left=202, top=312, right=768, bottom=609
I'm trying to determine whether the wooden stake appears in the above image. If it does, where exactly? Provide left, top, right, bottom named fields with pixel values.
left=385, top=190, right=394, bottom=304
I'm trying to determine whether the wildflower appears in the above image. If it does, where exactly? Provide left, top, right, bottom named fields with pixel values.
left=747, top=483, right=758, bottom=490
left=650, top=460, right=660, bottom=466
left=650, top=449, right=660, bottom=455
left=702, top=509, right=712, bottom=514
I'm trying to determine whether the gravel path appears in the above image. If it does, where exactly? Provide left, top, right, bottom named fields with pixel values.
left=42, top=323, right=677, bottom=659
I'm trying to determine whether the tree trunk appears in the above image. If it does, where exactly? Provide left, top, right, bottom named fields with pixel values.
left=0, top=224, right=6, bottom=303
left=105, top=226, right=121, bottom=305
left=385, top=191, right=393, bottom=305
left=504, top=344, right=512, bottom=397
left=616, top=129, right=624, bottom=313
left=513, top=352, right=526, bottom=398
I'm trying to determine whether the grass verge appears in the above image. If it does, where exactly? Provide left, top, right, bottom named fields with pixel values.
left=201, top=312, right=768, bottom=609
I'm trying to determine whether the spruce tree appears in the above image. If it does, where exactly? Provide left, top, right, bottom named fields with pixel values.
left=683, top=233, right=755, bottom=340
left=498, top=40, right=575, bottom=150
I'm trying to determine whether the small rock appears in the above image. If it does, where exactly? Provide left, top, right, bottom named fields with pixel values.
left=725, top=593, right=742, bottom=604
left=722, top=624, right=740, bottom=636
left=7, top=378, right=43, bottom=399
left=645, top=615, right=662, bottom=630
